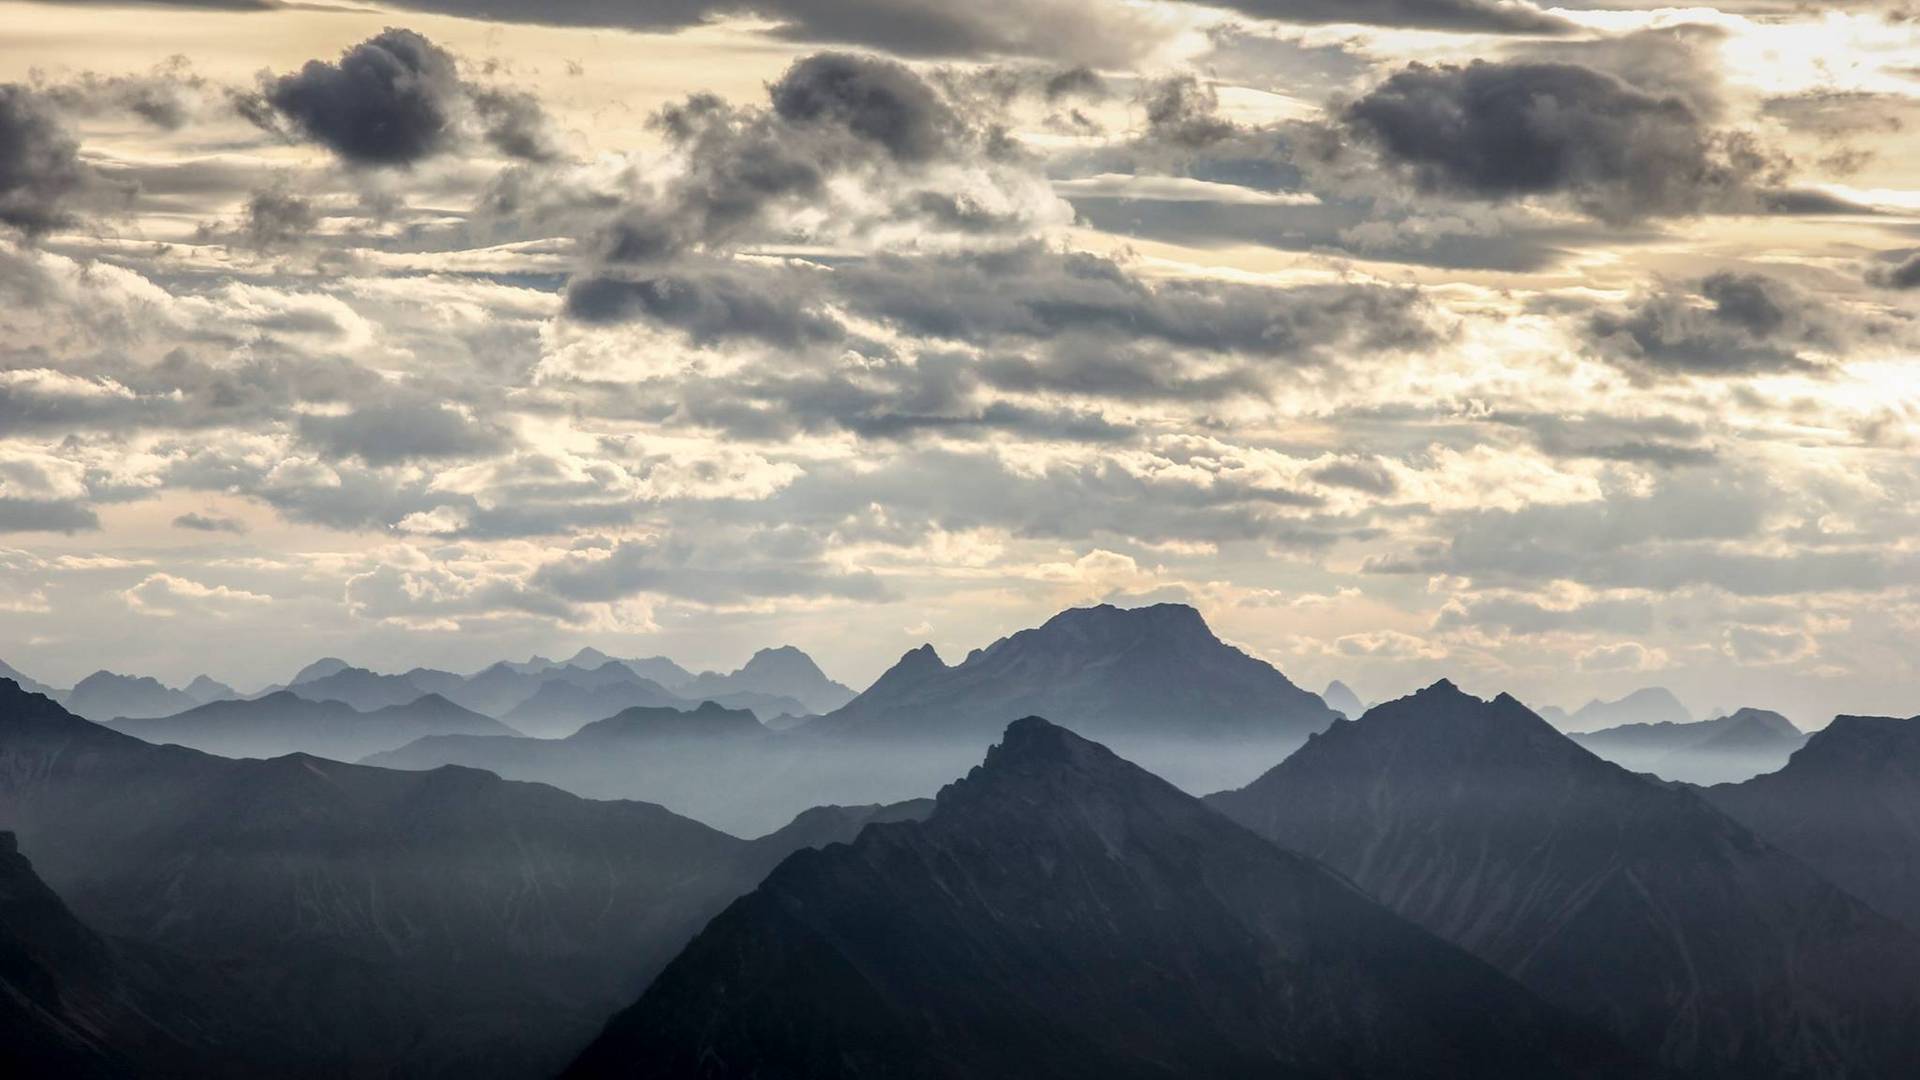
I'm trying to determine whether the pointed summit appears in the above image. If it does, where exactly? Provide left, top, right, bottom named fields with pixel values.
left=680, top=645, right=854, bottom=716
left=1209, top=684, right=1920, bottom=1077
left=1322, top=678, right=1365, bottom=718
left=566, top=717, right=1635, bottom=1078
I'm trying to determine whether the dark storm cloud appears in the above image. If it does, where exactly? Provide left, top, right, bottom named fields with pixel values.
left=262, top=29, right=462, bottom=166
left=1343, top=60, right=1778, bottom=223
left=1197, top=0, right=1572, bottom=35
left=173, top=511, right=248, bottom=533
left=0, top=85, right=88, bottom=234
left=258, top=29, right=558, bottom=167
left=294, top=400, right=512, bottom=464
left=1585, top=272, right=1884, bottom=377
left=770, top=52, right=962, bottom=163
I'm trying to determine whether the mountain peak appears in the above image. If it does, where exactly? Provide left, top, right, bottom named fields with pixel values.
left=290, top=657, right=351, bottom=685
left=737, top=645, right=826, bottom=679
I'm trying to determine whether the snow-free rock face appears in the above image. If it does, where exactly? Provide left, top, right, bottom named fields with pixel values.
left=567, top=716, right=1635, bottom=1080
left=818, top=603, right=1336, bottom=744
left=1208, top=681, right=1920, bottom=1078
left=1706, top=713, right=1920, bottom=930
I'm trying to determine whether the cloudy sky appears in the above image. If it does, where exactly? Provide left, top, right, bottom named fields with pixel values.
left=2, top=0, right=1917, bottom=721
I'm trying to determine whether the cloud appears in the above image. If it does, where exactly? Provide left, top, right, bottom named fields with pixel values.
left=0, top=85, right=88, bottom=233
left=1199, top=0, right=1570, bottom=34
left=1868, top=252, right=1920, bottom=290
left=1576, top=641, right=1670, bottom=672
left=173, top=511, right=248, bottom=533
left=124, top=572, right=272, bottom=616
left=259, top=28, right=556, bottom=167
left=1343, top=60, right=1779, bottom=223
left=1722, top=625, right=1816, bottom=666
left=294, top=400, right=512, bottom=464
left=1585, top=272, right=1883, bottom=376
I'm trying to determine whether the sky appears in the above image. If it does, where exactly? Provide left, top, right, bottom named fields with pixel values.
left=0, top=0, right=1916, bottom=723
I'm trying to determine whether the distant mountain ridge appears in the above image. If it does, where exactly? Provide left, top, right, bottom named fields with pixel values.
left=111, top=690, right=519, bottom=761
left=568, top=717, right=1636, bottom=1078
left=1556, top=686, right=1691, bottom=733
left=63, top=671, right=198, bottom=721
left=1208, top=681, right=1920, bottom=1078
left=1573, top=706, right=1804, bottom=783
left=817, top=603, right=1335, bottom=746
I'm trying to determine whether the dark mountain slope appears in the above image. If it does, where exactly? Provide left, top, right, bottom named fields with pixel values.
left=567, top=717, right=1634, bottom=1080
left=1209, top=681, right=1920, bottom=1078
left=112, top=690, right=518, bottom=761
left=0, top=678, right=895, bottom=1078
left=1705, top=713, right=1920, bottom=929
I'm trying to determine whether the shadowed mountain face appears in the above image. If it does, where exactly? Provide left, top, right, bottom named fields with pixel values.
left=111, top=691, right=519, bottom=761
left=566, top=717, right=1635, bottom=1080
left=287, top=665, right=461, bottom=712
left=1208, top=682, right=1920, bottom=1078
left=1573, top=706, right=1804, bottom=784
left=0, top=830, right=234, bottom=1078
left=1705, top=714, right=1920, bottom=930
left=63, top=671, right=197, bottom=721
left=182, top=675, right=238, bottom=705
left=1559, top=686, right=1691, bottom=732
left=0, top=678, right=912, bottom=1078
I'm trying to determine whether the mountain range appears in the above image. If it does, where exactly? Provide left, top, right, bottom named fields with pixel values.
left=110, top=691, right=519, bottom=761
left=368, top=604, right=1343, bottom=835
left=1573, top=706, right=1805, bottom=783
left=1552, top=686, right=1693, bottom=733
left=0, top=677, right=924, bottom=1077
left=1208, top=681, right=1920, bottom=1077
left=567, top=717, right=1637, bottom=1079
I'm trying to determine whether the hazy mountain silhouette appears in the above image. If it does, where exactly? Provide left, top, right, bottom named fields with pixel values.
left=0, top=659, right=60, bottom=700
left=811, top=603, right=1336, bottom=796
left=64, top=671, right=197, bottom=721
left=1705, top=713, right=1920, bottom=930
left=568, top=716, right=1634, bottom=1079
left=680, top=646, right=856, bottom=715
left=500, top=675, right=685, bottom=737
left=112, top=690, right=519, bottom=761
left=1574, top=706, right=1804, bottom=783
left=365, top=605, right=1340, bottom=834
left=284, top=665, right=455, bottom=712
left=288, top=656, right=351, bottom=685
left=1559, top=686, right=1691, bottom=732
left=0, top=678, right=915, bottom=1077
left=565, top=648, right=694, bottom=689
left=1321, top=679, right=1365, bottom=719
left=1208, top=681, right=1920, bottom=1077
left=182, top=675, right=239, bottom=705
